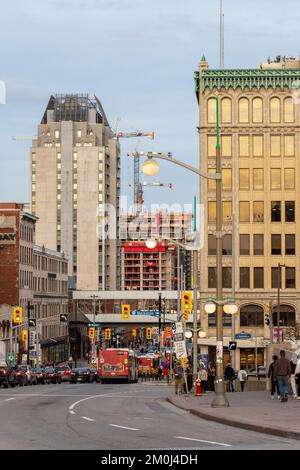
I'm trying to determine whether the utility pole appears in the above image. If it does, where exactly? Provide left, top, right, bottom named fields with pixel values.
left=277, top=264, right=285, bottom=343
left=231, top=213, right=236, bottom=371
left=158, top=293, right=162, bottom=366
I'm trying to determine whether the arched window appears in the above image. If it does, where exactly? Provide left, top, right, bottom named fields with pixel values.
left=207, top=98, right=216, bottom=124
left=252, top=97, right=263, bottom=123
left=270, top=97, right=281, bottom=123
left=221, top=98, right=231, bottom=123
left=240, top=304, right=264, bottom=327
left=272, top=305, right=295, bottom=327
left=284, top=97, right=294, bottom=123
left=239, top=98, right=249, bottom=123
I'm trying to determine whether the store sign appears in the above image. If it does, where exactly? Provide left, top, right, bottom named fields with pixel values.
left=0, top=232, right=16, bottom=245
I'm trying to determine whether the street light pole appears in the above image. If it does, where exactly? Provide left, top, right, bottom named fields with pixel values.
left=212, top=93, right=229, bottom=408
left=193, top=248, right=198, bottom=382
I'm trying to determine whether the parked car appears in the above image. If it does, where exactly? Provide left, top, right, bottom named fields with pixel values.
left=34, top=368, right=47, bottom=384
left=89, top=368, right=100, bottom=383
left=55, top=365, right=72, bottom=383
left=20, top=365, right=38, bottom=385
left=11, top=365, right=27, bottom=386
left=71, top=367, right=92, bottom=383
left=0, top=366, right=17, bottom=388
left=44, top=367, right=61, bottom=384
left=248, top=366, right=267, bottom=377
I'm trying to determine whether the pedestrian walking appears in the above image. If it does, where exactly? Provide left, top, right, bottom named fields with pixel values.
left=273, top=350, right=291, bottom=402
left=295, top=356, right=300, bottom=400
left=237, top=366, right=247, bottom=392
left=173, top=361, right=184, bottom=395
left=199, top=365, right=208, bottom=393
left=158, top=365, right=164, bottom=381
left=268, top=355, right=280, bottom=399
left=224, top=363, right=235, bottom=392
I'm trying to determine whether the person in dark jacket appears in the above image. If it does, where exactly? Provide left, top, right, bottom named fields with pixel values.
left=273, top=350, right=291, bottom=402
left=224, top=363, right=235, bottom=392
left=268, top=355, right=279, bottom=399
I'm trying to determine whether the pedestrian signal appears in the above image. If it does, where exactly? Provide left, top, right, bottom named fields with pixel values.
left=265, top=303, right=271, bottom=326
left=121, top=304, right=131, bottom=320
left=146, top=327, right=152, bottom=340
left=88, top=327, right=95, bottom=339
left=13, top=307, right=23, bottom=324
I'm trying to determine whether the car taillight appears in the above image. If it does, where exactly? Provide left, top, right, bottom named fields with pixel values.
left=16, top=372, right=21, bottom=376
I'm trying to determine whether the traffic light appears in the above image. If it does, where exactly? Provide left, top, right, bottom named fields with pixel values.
left=181, top=292, right=192, bottom=320
left=105, top=328, right=111, bottom=340
left=146, top=327, right=152, bottom=340
left=132, top=328, right=137, bottom=337
left=265, top=303, right=270, bottom=326
left=121, top=304, right=131, bottom=320
left=22, top=330, right=28, bottom=342
left=88, top=327, right=95, bottom=340
left=13, top=307, right=23, bottom=324
left=184, top=251, right=192, bottom=290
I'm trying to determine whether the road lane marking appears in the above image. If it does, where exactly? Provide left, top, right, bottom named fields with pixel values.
left=69, top=410, right=75, bottom=415
left=5, top=398, right=15, bottom=401
left=81, top=416, right=95, bottom=422
left=175, top=436, right=232, bottom=447
left=109, top=424, right=140, bottom=431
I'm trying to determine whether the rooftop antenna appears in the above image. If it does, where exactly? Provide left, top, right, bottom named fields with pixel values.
left=220, top=0, right=224, bottom=69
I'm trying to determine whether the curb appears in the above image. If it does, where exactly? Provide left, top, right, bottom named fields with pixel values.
left=166, top=397, right=300, bottom=441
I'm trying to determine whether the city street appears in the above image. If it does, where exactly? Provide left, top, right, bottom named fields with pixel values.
left=0, top=382, right=299, bottom=450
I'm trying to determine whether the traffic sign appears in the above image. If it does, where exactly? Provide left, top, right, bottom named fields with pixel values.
left=60, top=314, right=68, bottom=323
left=235, top=333, right=252, bottom=339
left=88, top=323, right=101, bottom=327
left=28, top=318, right=36, bottom=328
left=229, top=341, right=237, bottom=351
left=131, top=310, right=160, bottom=316
left=7, top=353, right=15, bottom=362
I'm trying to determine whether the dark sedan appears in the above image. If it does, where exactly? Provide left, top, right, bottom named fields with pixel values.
left=71, top=367, right=92, bottom=383
left=34, top=368, right=47, bottom=384
left=11, top=365, right=27, bottom=386
left=89, top=368, right=100, bottom=383
left=44, top=367, right=61, bottom=384
left=0, top=366, right=17, bottom=388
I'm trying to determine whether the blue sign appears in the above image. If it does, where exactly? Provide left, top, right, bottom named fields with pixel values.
left=131, top=310, right=160, bottom=316
left=235, top=333, right=252, bottom=339
left=88, top=323, right=101, bottom=327
left=30, top=351, right=37, bottom=356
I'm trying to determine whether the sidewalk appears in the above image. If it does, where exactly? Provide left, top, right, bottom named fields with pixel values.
left=166, top=390, right=300, bottom=440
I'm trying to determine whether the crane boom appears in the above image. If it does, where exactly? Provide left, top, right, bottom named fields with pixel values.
left=113, top=131, right=154, bottom=140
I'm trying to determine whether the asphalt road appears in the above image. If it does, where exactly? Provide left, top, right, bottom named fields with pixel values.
left=0, top=381, right=299, bottom=450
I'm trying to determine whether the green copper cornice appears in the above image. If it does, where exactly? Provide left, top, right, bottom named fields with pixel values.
left=194, top=68, right=300, bottom=101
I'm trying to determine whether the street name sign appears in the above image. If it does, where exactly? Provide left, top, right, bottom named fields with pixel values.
left=235, top=333, right=252, bottom=339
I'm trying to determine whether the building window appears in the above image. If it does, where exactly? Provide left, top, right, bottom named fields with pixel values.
left=239, top=169, right=250, bottom=190
left=271, top=201, right=281, bottom=222
left=208, top=136, right=217, bottom=157
left=208, top=234, right=216, bottom=256
left=240, top=267, right=250, bottom=288
left=223, top=201, right=232, bottom=222
left=285, top=234, right=295, bottom=255
left=240, top=234, right=250, bottom=256
left=222, top=169, right=232, bottom=190
left=207, top=98, right=216, bottom=124
left=77, top=129, right=82, bottom=138
left=253, top=135, right=263, bottom=157
left=222, top=234, right=232, bottom=255
left=252, top=97, right=263, bottom=123
left=253, top=268, right=264, bottom=289
left=239, top=98, right=249, bottom=123
left=254, top=201, right=264, bottom=223
left=208, top=267, right=216, bottom=288
left=254, top=234, right=264, bottom=255
left=240, top=305, right=264, bottom=327
left=285, top=201, right=295, bottom=222
left=271, top=234, right=281, bottom=255
left=271, top=169, right=281, bottom=190
left=284, top=135, right=294, bottom=157
left=284, top=97, right=294, bottom=123
left=239, top=201, right=250, bottom=222
left=55, top=130, right=60, bottom=138
left=221, top=98, right=232, bottom=123
left=271, top=267, right=281, bottom=288
left=208, top=202, right=216, bottom=222
left=285, top=267, right=295, bottom=288
left=221, top=136, right=232, bottom=157
left=239, top=136, right=250, bottom=157
left=272, top=305, right=295, bottom=327
left=284, top=169, right=295, bottom=190
left=208, top=169, right=216, bottom=191
left=253, top=169, right=264, bottom=190
left=270, top=97, right=281, bottom=123
left=222, top=267, right=232, bottom=288
left=270, top=136, right=281, bottom=157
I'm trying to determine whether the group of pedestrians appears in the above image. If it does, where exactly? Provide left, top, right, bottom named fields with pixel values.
left=268, top=350, right=300, bottom=402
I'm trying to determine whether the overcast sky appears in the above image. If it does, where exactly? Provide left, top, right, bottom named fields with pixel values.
left=0, top=0, right=299, bottom=212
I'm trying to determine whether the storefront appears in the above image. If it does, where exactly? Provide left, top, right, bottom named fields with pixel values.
left=40, top=336, right=69, bottom=365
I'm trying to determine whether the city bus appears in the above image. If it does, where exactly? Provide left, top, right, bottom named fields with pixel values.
left=98, top=348, right=139, bottom=383
left=138, top=355, right=154, bottom=379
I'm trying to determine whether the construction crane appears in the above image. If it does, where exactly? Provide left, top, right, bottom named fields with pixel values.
left=113, top=130, right=155, bottom=140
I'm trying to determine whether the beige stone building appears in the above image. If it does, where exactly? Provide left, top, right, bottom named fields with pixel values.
left=195, top=55, right=300, bottom=369
left=30, top=94, right=120, bottom=291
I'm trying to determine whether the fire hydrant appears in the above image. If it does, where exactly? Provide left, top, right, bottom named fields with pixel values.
left=195, top=378, right=202, bottom=396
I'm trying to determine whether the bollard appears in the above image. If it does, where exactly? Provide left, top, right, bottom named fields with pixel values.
left=195, top=378, right=202, bottom=396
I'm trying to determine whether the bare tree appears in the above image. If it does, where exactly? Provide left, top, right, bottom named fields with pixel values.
left=284, top=323, right=300, bottom=343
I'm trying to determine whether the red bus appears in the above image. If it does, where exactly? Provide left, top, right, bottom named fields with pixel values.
left=98, top=348, right=139, bottom=383
left=138, top=356, right=154, bottom=378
